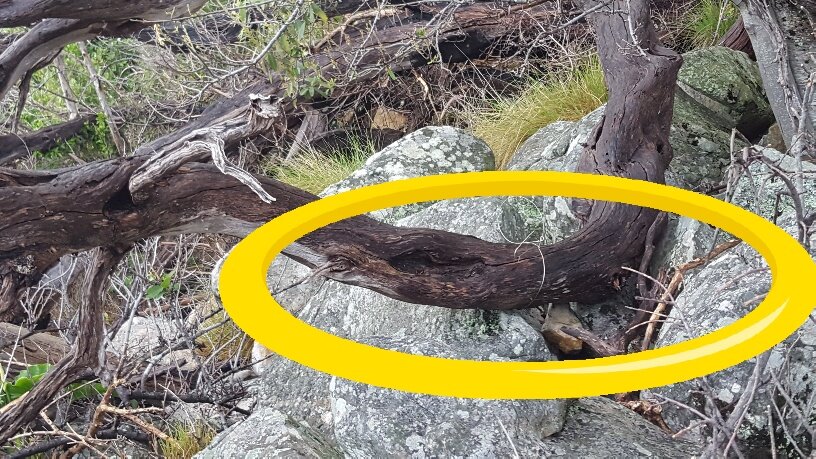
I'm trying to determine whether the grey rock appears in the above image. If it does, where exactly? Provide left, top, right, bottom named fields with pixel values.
left=506, top=109, right=601, bottom=243
left=321, top=126, right=495, bottom=223
left=538, top=398, right=701, bottom=457
left=253, top=196, right=566, bottom=454
left=331, top=337, right=567, bottom=458
left=195, top=408, right=342, bottom=459
left=677, top=46, right=773, bottom=135
left=647, top=148, right=816, bottom=453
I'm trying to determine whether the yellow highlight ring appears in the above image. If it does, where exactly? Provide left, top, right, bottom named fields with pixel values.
left=220, top=172, right=816, bottom=399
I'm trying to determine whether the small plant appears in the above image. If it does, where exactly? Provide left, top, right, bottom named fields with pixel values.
left=472, top=58, right=607, bottom=168
left=31, top=114, right=117, bottom=168
left=681, top=0, right=739, bottom=49
left=266, top=136, right=376, bottom=194
left=159, top=422, right=217, bottom=459
left=0, top=363, right=105, bottom=408
left=145, top=272, right=179, bottom=300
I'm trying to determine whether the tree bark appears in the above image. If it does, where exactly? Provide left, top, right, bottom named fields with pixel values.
left=735, top=0, right=815, bottom=150
left=0, top=114, right=96, bottom=165
left=719, top=17, right=755, bottom=58
left=0, top=7, right=681, bottom=321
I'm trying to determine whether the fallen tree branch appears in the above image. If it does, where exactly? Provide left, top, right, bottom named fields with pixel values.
left=0, top=114, right=96, bottom=166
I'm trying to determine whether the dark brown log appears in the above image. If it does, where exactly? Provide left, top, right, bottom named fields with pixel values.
left=0, top=0, right=680, bottom=322
left=0, top=0, right=207, bottom=28
left=0, top=114, right=96, bottom=165
left=719, top=17, right=755, bottom=58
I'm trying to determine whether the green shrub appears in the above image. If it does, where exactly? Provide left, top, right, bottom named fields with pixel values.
left=0, top=363, right=105, bottom=408
left=472, top=58, right=607, bottom=168
left=681, top=0, right=739, bottom=49
left=30, top=114, right=117, bottom=168
left=266, top=137, right=376, bottom=194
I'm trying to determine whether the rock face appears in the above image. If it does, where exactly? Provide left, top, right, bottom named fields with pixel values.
left=256, top=194, right=569, bottom=456
left=200, top=47, right=776, bottom=458
left=676, top=46, right=773, bottom=135
left=647, top=148, right=816, bottom=455
left=241, top=127, right=570, bottom=457
left=321, top=126, right=495, bottom=223
left=538, top=398, right=699, bottom=458
left=196, top=408, right=342, bottom=459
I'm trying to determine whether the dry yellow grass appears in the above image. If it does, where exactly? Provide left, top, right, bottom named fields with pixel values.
left=472, top=59, right=607, bottom=168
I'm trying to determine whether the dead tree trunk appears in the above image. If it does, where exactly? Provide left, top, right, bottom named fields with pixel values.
left=0, top=0, right=681, bottom=442
left=0, top=1, right=681, bottom=318
left=735, top=0, right=815, bottom=151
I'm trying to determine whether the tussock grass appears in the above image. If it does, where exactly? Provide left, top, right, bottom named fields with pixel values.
left=266, top=137, right=376, bottom=194
left=195, top=299, right=254, bottom=362
left=681, top=0, right=739, bottom=49
left=471, top=59, right=607, bottom=169
left=159, top=422, right=216, bottom=459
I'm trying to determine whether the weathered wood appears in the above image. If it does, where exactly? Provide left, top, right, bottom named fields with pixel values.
left=0, top=323, right=68, bottom=369
left=0, top=114, right=96, bottom=165
left=719, top=17, right=754, bottom=58
left=0, top=0, right=208, bottom=28
left=0, top=0, right=680, bottom=324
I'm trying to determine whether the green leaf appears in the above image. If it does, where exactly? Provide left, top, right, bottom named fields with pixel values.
left=145, top=284, right=164, bottom=300
left=18, top=363, right=50, bottom=381
left=295, top=20, right=306, bottom=40
left=8, top=379, right=33, bottom=399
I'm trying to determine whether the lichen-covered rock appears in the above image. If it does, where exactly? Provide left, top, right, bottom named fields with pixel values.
left=195, top=408, right=342, bottom=459
left=321, top=126, right=495, bottom=223
left=647, top=148, right=816, bottom=454
left=109, top=316, right=197, bottom=370
left=247, top=177, right=566, bottom=455
left=506, top=110, right=601, bottom=243
left=669, top=88, right=745, bottom=187
left=331, top=337, right=567, bottom=458
left=677, top=46, right=774, bottom=135
left=538, top=398, right=700, bottom=457
left=651, top=212, right=719, bottom=270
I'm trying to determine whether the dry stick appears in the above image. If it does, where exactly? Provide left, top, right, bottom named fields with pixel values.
left=0, top=247, right=126, bottom=445
left=312, top=8, right=403, bottom=51
left=77, top=41, right=127, bottom=155
left=53, top=53, right=79, bottom=119
left=640, top=239, right=742, bottom=351
left=62, top=379, right=121, bottom=457
left=720, top=351, right=772, bottom=456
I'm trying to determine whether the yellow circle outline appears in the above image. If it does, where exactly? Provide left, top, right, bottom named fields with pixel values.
left=220, top=171, right=816, bottom=399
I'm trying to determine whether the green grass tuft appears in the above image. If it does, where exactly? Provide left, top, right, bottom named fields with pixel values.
left=159, top=422, right=217, bottom=459
left=471, top=59, right=607, bottom=169
left=266, top=137, right=376, bottom=194
left=682, top=0, right=739, bottom=49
